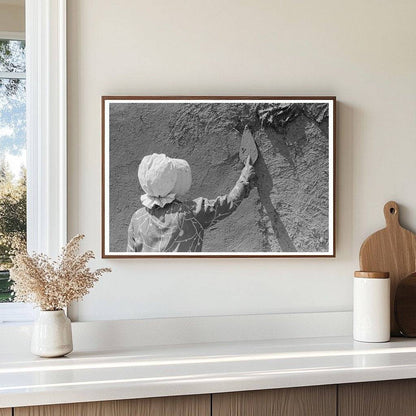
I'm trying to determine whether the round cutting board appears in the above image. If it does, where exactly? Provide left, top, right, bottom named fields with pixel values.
left=359, top=201, right=416, bottom=336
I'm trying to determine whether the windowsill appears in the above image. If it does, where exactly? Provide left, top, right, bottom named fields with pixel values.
left=0, top=303, right=35, bottom=324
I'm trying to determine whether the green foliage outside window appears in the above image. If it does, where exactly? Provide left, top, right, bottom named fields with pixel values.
left=0, top=39, right=27, bottom=302
left=0, top=160, right=26, bottom=302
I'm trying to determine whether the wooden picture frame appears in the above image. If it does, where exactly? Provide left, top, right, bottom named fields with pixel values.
left=102, top=96, right=336, bottom=258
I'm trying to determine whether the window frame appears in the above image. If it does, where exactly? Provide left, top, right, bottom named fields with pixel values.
left=0, top=0, right=67, bottom=323
left=0, top=31, right=24, bottom=41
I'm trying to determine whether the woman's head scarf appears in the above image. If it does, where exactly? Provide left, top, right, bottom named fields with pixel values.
left=138, top=153, right=192, bottom=208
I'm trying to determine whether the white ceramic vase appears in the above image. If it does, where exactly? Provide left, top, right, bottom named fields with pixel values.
left=31, top=310, right=73, bottom=357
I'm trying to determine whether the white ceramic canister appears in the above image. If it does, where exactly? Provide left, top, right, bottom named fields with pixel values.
left=353, top=271, right=390, bottom=343
left=31, top=310, right=73, bottom=357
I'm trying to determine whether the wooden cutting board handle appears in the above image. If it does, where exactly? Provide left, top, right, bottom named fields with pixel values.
left=359, top=201, right=416, bottom=336
left=383, top=201, right=400, bottom=228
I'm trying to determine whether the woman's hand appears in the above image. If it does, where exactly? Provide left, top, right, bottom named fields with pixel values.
left=240, top=156, right=256, bottom=184
left=239, top=156, right=256, bottom=197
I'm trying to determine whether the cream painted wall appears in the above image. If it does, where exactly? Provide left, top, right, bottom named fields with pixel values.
left=0, top=3, right=24, bottom=33
left=67, top=0, right=416, bottom=321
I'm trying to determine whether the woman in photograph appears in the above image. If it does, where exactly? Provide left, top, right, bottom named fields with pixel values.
left=127, top=153, right=255, bottom=252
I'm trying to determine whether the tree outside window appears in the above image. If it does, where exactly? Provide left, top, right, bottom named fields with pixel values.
left=0, top=38, right=26, bottom=302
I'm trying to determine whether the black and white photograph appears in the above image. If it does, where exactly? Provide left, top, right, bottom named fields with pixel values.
left=102, top=97, right=335, bottom=257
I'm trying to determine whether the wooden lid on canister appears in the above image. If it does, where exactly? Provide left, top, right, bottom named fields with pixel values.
left=354, top=271, right=390, bottom=279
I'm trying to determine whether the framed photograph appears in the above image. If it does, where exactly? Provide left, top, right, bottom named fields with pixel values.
left=102, top=96, right=336, bottom=258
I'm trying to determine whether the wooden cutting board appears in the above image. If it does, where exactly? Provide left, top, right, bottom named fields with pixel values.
left=359, top=201, right=416, bottom=335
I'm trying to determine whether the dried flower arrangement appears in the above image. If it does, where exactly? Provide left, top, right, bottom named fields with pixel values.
left=10, top=234, right=111, bottom=311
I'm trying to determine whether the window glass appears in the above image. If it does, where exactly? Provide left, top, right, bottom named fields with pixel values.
left=0, top=39, right=26, bottom=303
left=0, top=40, right=26, bottom=73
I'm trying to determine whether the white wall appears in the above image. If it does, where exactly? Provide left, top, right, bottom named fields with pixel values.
left=67, top=0, right=416, bottom=321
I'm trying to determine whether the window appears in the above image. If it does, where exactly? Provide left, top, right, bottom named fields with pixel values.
left=0, top=1, right=67, bottom=324
left=0, top=34, right=26, bottom=306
